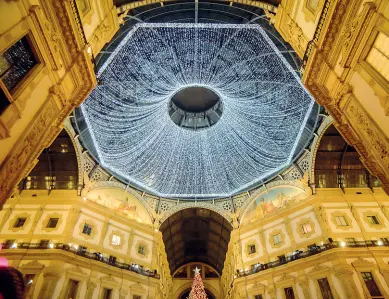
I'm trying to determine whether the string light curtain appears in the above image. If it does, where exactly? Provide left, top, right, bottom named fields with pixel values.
left=81, top=23, right=314, bottom=198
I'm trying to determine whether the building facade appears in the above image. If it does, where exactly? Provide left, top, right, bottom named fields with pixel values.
left=1, top=0, right=389, bottom=298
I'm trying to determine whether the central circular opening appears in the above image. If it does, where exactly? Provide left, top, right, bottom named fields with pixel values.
left=168, top=86, right=223, bottom=130
left=171, top=86, right=220, bottom=113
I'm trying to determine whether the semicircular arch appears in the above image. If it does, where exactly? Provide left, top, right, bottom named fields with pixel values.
left=240, top=183, right=310, bottom=225
left=161, top=208, right=233, bottom=276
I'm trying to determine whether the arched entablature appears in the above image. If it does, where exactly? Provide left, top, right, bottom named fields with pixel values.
left=116, top=0, right=278, bottom=14
left=82, top=181, right=155, bottom=225
left=158, top=201, right=233, bottom=226
left=312, top=123, right=381, bottom=189
left=160, top=208, right=233, bottom=277
left=239, top=181, right=311, bottom=225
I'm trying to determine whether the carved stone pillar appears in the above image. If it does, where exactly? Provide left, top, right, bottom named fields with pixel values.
left=380, top=270, right=389, bottom=287
left=285, top=218, right=296, bottom=247
left=267, top=287, right=277, bottom=299
left=63, top=207, right=81, bottom=243
left=314, top=206, right=329, bottom=240
left=85, top=281, right=97, bottom=299
left=125, top=230, right=135, bottom=263
left=28, top=206, right=44, bottom=239
left=151, top=239, right=159, bottom=269
left=0, top=208, right=12, bottom=229
left=334, top=267, right=361, bottom=299
left=258, top=229, right=269, bottom=262
left=97, top=219, right=109, bottom=251
left=119, top=288, right=128, bottom=299
left=298, top=279, right=311, bottom=299
left=38, top=272, right=61, bottom=299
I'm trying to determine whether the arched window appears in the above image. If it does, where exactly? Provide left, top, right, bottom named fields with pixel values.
left=314, top=125, right=380, bottom=189
left=20, top=129, right=78, bottom=190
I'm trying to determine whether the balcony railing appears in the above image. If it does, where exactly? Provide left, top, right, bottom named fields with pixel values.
left=0, top=242, right=160, bottom=279
left=236, top=240, right=389, bottom=277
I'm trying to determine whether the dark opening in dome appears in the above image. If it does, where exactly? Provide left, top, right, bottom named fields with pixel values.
left=171, top=86, right=220, bottom=113
left=168, top=86, right=223, bottom=130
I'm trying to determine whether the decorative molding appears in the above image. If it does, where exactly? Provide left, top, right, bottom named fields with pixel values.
left=135, top=240, right=150, bottom=259
left=7, top=212, right=31, bottom=232
left=296, top=217, right=316, bottom=239
left=40, top=212, right=63, bottom=232
left=244, top=239, right=258, bottom=257
left=275, top=5, right=309, bottom=58
left=362, top=210, right=386, bottom=230
left=330, top=211, right=352, bottom=231
left=108, top=230, right=125, bottom=250
left=78, top=218, right=97, bottom=240
left=268, top=228, right=286, bottom=249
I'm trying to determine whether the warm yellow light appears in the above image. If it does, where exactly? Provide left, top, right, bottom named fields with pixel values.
left=340, top=241, right=346, bottom=247
left=377, top=240, right=383, bottom=246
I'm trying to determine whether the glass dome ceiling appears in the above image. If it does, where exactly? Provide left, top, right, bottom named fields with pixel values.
left=75, top=22, right=318, bottom=198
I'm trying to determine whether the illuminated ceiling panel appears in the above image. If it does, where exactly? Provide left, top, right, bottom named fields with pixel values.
left=80, top=23, right=314, bottom=198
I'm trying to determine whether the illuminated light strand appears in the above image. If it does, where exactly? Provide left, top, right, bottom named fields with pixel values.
left=80, top=23, right=314, bottom=198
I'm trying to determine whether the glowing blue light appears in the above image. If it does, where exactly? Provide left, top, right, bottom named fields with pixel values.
left=81, top=23, right=314, bottom=198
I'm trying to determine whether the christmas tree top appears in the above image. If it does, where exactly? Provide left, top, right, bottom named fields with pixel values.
left=188, top=267, right=208, bottom=299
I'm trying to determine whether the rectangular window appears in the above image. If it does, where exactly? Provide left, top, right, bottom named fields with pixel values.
left=138, top=245, right=145, bottom=255
left=46, top=218, right=59, bottom=228
left=335, top=216, right=348, bottom=226
left=64, top=279, right=79, bottom=299
left=14, top=217, right=26, bottom=228
left=361, top=272, right=382, bottom=297
left=0, top=36, right=38, bottom=92
left=301, top=222, right=312, bottom=234
left=254, top=295, right=263, bottom=299
left=133, top=296, right=141, bottom=299
left=273, top=233, right=282, bottom=245
left=111, top=235, right=121, bottom=246
left=103, top=288, right=112, bottom=299
left=367, top=215, right=380, bottom=225
left=318, top=277, right=335, bottom=299
left=366, top=32, right=389, bottom=82
left=248, top=244, right=256, bottom=254
left=82, top=223, right=92, bottom=235
left=284, top=287, right=295, bottom=299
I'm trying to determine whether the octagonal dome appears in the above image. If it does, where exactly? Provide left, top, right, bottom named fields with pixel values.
left=77, top=23, right=316, bottom=198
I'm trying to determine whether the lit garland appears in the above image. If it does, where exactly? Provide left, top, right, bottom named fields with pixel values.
left=81, top=23, right=314, bottom=198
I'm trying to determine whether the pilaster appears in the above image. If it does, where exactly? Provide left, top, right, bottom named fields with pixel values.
left=85, top=281, right=97, bottom=299
left=334, top=267, right=362, bottom=299
left=38, top=271, right=62, bottom=299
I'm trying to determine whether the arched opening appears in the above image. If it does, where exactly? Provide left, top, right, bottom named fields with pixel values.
left=19, top=129, right=79, bottom=190
left=160, top=208, right=233, bottom=276
left=179, top=288, right=216, bottom=299
left=314, top=124, right=380, bottom=189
